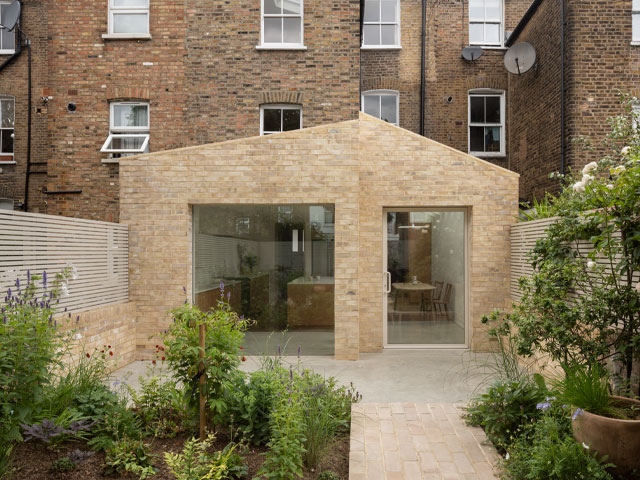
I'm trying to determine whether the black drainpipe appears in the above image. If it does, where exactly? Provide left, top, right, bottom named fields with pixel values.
left=24, top=33, right=32, bottom=211
left=560, top=0, right=566, bottom=176
left=420, top=0, right=426, bottom=136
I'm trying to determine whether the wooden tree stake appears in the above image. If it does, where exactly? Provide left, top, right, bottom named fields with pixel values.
left=199, top=322, right=206, bottom=441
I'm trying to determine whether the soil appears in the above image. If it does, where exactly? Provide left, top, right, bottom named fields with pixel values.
left=7, top=432, right=350, bottom=480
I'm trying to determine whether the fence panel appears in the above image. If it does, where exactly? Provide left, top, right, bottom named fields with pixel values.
left=0, top=210, right=128, bottom=313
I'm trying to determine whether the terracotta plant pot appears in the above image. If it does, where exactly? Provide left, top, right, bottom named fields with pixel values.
left=572, top=396, right=640, bottom=475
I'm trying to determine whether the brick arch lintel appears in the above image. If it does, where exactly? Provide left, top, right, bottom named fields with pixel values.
left=259, top=91, right=303, bottom=105
left=466, top=77, right=507, bottom=92
left=362, top=77, right=402, bottom=93
left=106, top=87, right=151, bottom=102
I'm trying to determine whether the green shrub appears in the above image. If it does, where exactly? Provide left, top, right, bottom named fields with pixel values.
left=160, top=296, right=250, bottom=426
left=503, top=408, right=614, bottom=480
left=316, top=471, right=340, bottom=480
left=88, top=400, right=142, bottom=452
left=465, top=379, right=546, bottom=451
left=104, top=435, right=156, bottom=479
left=164, top=435, right=247, bottom=480
left=51, top=457, right=76, bottom=473
left=129, top=375, right=192, bottom=437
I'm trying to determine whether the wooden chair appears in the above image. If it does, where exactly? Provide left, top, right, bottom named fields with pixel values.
left=433, top=283, right=452, bottom=321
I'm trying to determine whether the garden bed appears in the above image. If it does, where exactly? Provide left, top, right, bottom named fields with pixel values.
left=7, top=433, right=349, bottom=480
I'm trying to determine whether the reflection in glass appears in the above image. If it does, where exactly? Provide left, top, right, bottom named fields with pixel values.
left=386, top=211, right=465, bottom=345
left=113, top=13, right=148, bottom=34
left=194, top=205, right=335, bottom=355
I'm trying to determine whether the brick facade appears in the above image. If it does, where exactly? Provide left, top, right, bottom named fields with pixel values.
left=119, top=114, right=519, bottom=360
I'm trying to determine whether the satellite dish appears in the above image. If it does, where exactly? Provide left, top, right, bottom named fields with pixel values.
left=462, top=46, right=483, bottom=61
left=504, top=42, right=536, bottom=75
left=0, top=1, right=20, bottom=31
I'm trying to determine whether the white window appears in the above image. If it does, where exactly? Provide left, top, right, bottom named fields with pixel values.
left=634, top=0, right=640, bottom=43
left=0, top=2, right=16, bottom=54
left=101, top=102, right=149, bottom=158
left=362, top=0, right=400, bottom=48
left=0, top=96, right=14, bottom=163
left=362, top=90, right=399, bottom=126
left=260, top=105, right=302, bottom=135
left=260, top=0, right=304, bottom=48
left=468, top=90, right=505, bottom=157
left=108, top=0, right=150, bottom=36
left=469, top=0, right=503, bottom=46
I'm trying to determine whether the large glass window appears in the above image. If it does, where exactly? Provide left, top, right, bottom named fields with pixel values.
left=362, top=90, right=399, bottom=126
left=261, top=0, right=304, bottom=47
left=0, top=96, right=14, bottom=163
left=260, top=105, right=302, bottom=135
left=469, top=0, right=503, bottom=46
left=468, top=90, right=505, bottom=157
left=362, top=0, right=400, bottom=48
left=193, top=204, right=335, bottom=355
left=0, top=2, right=16, bottom=53
left=101, top=102, right=150, bottom=159
left=385, top=210, right=466, bottom=346
left=108, top=0, right=150, bottom=36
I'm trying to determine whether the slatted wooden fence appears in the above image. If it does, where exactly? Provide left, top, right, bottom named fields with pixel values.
left=0, top=210, right=128, bottom=313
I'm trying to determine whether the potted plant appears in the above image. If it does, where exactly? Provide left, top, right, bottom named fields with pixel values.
left=557, top=363, right=640, bottom=475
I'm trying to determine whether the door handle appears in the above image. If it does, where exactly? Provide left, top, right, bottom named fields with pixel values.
left=385, top=271, right=392, bottom=294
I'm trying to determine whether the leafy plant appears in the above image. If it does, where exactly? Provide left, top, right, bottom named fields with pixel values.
left=51, top=457, right=76, bottom=473
left=503, top=404, right=614, bottom=480
left=465, top=379, right=546, bottom=451
left=104, top=435, right=156, bottom=479
left=164, top=434, right=246, bottom=480
left=67, top=448, right=95, bottom=464
left=129, top=374, right=192, bottom=437
left=21, top=414, right=96, bottom=447
left=160, top=294, right=250, bottom=427
left=316, top=471, right=340, bottom=480
left=88, top=400, right=141, bottom=452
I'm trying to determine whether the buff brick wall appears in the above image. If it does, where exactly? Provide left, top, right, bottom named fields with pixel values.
left=119, top=113, right=519, bottom=360
left=59, top=302, right=138, bottom=371
left=0, top=0, right=49, bottom=212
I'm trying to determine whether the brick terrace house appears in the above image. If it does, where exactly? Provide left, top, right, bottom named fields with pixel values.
left=6, top=0, right=638, bottom=218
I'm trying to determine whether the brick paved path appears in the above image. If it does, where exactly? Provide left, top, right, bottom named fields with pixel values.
left=349, top=403, right=500, bottom=480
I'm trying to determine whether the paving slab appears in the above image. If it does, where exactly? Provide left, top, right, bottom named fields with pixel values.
left=350, top=403, right=500, bottom=480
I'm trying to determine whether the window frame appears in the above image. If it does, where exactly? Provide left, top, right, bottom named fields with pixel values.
left=468, top=0, right=504, bottom=47
left=633, top=0, right=640, bottom=44
left=101, top=101, right=150, bottom=158
left=259, top=104, right=303, bottom=135
left=468, top=89, right=506, bottom=158
left=107, top=0, right=150, bottom=37
left=361, top=0, right=401, bottom=49
left=259, top=0, right=305, bottom=50
left=0, top=95, right=14, bottom=163
left=361, top=89, right=400, bottom=126
left=0, top=1, right=16, bottom=55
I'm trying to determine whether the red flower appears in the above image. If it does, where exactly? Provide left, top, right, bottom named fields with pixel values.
left=152, top=360, right=156, bottom=365
left=239, top=347, right=243, bottom=350
left=161, top=356, right=166, bottom=361
left=109, top=351, right=114, bottom=356
left=241, top=356, right=246, bottom=362
left=101, top=350, right=104, bottom=353
left=108, top=345, right=111, bottom=349
left=86, top=353, right=90, bottom=358
left=155, top=344, right=159, bottom=348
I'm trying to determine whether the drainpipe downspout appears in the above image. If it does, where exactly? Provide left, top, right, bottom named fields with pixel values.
left=420, top=0, right=426, bottom=136
left=560, top=0, right=566, bottom=176
left=24, top=35, right=31, bottom=212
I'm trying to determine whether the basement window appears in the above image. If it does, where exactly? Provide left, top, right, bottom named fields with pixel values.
left=107, top=0, right=150, bottom=38
left=258, top=0, right=305, bottom=50
left=468, top=90, right=505, bottom=157
left=101, top=101, right=149, bottom=160
left=361, top=0, right=401, bottom=48
left=469, top=0, right=503, bottom=47
left=0, top=2, right=16, bottom=54
left=361, top=90, right=399, bottom=126
left=260, top=105, right=302, bottom=135
left=0, top=96, right=14, bottom=163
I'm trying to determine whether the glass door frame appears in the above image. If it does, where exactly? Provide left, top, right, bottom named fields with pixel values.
left=382, top=207, right=470, bottom=349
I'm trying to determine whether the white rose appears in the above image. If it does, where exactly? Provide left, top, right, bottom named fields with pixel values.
left=587, top=261, right=596, bottom=269
left=611, top=166, right=626, bottom=176
left=73, top=333, right=83, bottom=340
left=60, top=283, right=69, bottom=298
left=582, top=162, right=598, bottom=174
left=621, top=146, right=631, bottom=156
left=582, top=174, right=594, bottom=185
left=573, top=181, right=586, bottom=193
left=607, top=184, right=614, bottom=190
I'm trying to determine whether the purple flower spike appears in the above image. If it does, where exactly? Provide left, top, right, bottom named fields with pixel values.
left=27, top=270, right=31, bottom=283
left=297, top=345, right=301, bottom=358
left=76, top=315, right=80, bottom=324
left=183, top=286, right=187, bottom=294
left=289, top=366, right=293, bottom=380
left=227, top=291, right=231, bottom=300
left=6, top=288, right=11, bottom=299
left=15, top=278, right=20, bottom=289
left=572, top=408, right=584, bottom=421
left=43, top=271, right=47, bottom=288
left=219, top=281, right=225, bottom=291
left=536, top=402, right=551, bottom=410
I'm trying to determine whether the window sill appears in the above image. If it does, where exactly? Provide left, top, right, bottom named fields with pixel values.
left=360, top=45, right=402, bottom=50
left=469, top=45, right=507, bottom=50
left=102, top=33, right=152, bottom=40
left=470, top=152, right=506, bottom=159
left=0, top=160, right=16, bottom=165
left=631, top=41, right=640, bottom=46
left=0, top=50, right=16, bottom=55
left=101, top=158, right=120, bottom=164
left=256, top=44, right=307, bottom=50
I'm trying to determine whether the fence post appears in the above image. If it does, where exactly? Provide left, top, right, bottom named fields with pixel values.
left=199, top=322, right=206, bottom=441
